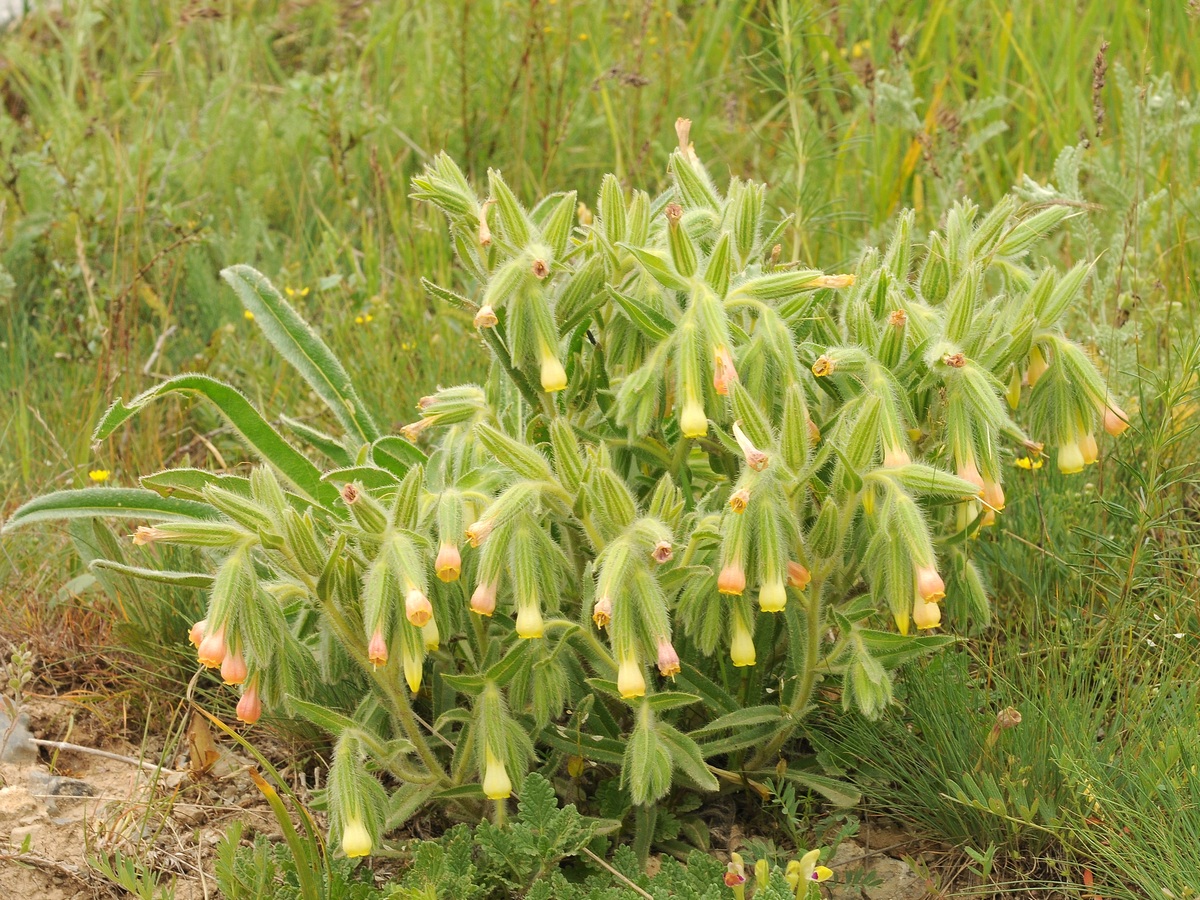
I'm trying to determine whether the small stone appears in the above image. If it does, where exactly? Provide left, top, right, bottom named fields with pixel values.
left=0, top=710, right=37, bottom=765
left=9, top=823, right=41, bottom=847
left=862, top=857, right=924, bottom=900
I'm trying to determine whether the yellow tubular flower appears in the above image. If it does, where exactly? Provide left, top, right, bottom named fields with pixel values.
left=680, top=397, right=708, bottom=438
left=1058, top=440, right=1085, bottom=474
left=731, top=615, right=756, bottom=667
left=617, top=652, right=646, bottom=698
left=483, top=748, right=512, bottom=800
left=540, top=350, right=567, bottom=392
left=758, top=577, right=787, bottom=613
left=341, top=817, right=371, bottom=858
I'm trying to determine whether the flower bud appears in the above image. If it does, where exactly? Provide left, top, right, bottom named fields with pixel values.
left=754, top=859, right=769, bottom=890
left=368, top=629, right=388, bottom=667
left=403, top=650, right=423, bottom=694
left=531, top=258, right=550, bottom=279
left=221, top=648, right=248, bottom=685
left=341, top=816, right=372, bottom=858
left=882, top=444, right=911, bottom=468
left=912, top=597, right=942, bottom=630
left=808, top=418, right=821, bottom=444
left=577, top=202, right=593, bottom=226
left=465, top=518, right=495, bottom=548
left=717, top=561, right=746, bottom=596
left=1006, top=367, right=1022, bottom=410
left=758, top=577, right=787, bottom=613
left=473, top=304, right=499, bottom=328
left=515, top=602, right=544, bottom=639
left=1102, top=402, right=1129, bottom=436
left=483, top=748, right=512, bottom=800
left=815, top=273, right=855, bottom=288
left=435, top=542, right=462, bottom=582
left=422, top=618, right=440, bottom=651
left=1026, top=344, right=1049, bottom=386
left=236, top=680, right=262, bottom=724
left=197, top=626, right=227, bottom=668
left=405, top=589, right=433, bottom=627
left=733, top=421, right=769, bottom=471
left=916, top=565, right=946, bottom=602
left=617, top=652, right=646, bottom=698
left=786, top=561, right=811, bottom=589
left=188, top=619, right=207, bottom=648
left=656, top=638, right=681, bottom=677
left=1058, top=440, right=1085, bottom=474
left=680, top=397, right=708, bottom=438
left=731, top=615, right=756, bottom=667
left=982, top=479, right=1005, bottom=512
left=713, top=346, right=739, bottom=396
left=786, top=860, right=802, bottom=892
left=591, top=595, right=613, bottom=629
left=540, top=351, right=567, bottom=393
left=400, top=417, right=435, bottom=442
left=471, top=581, right=498, bottom=616
left=1080, top=432, right=1099, bottom=465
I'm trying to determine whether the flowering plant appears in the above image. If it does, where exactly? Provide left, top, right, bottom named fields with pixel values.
left=4, top=120, right=1126, bottom=858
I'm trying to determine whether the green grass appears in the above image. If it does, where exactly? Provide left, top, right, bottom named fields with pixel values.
left=1, top=1, right=1198, bottom=895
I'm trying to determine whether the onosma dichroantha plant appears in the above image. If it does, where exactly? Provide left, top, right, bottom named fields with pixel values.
left=4, top=119, right=1128, bottom=860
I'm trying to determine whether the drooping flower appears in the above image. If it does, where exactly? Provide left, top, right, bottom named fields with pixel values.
left=728, top=488, right=750, bottom=514
left=957, top=456, right=986, bottom=494
left=188, top=619, right=207, bottom=648
left=1058, top=440, right=1085, bottom=474
left=656, top=638, right=681, bottom=678
left=236, top=680, right=262, bottom=725
left=717, top=561, right=746, bottom=596
left=912, top=597, right=942, bottom=630
left=483, top=748, right=512, bottom=800
left=400, top=417, right=435, bottom=442
left=882, top=444, right=911, bottom=468
left=982, top=479, right=1005, bottom=512
left=539, top=350, right=567, bottom=393
left=368, top=629, right=388, bottom=667
left=617, top=652, right=646, bottom=698
left=732, top=421, right=769, bottom=471
left=341, top=816, right=371, bottom=858
left=652, top=541, right=673, bottom=564
left=1027, top=344, right=1050, bottom=386
left=1080, top=432, right=1099, bottom=466
left=815, top=273, right=855, bottom=289
left=221, top=648, right=248, bottom=685
left=470, top=581, right=498, bottom=617
left=515, top=602, right=544, bottom=639
left=592, top=596, right=613, bottom=629
left=680, top=397, right=708, bottom=438
left=435, top=542, right=462, bottom=582
left=422, top=618, right=440, bottom=651
left=731, top=615, right=756, bottom=667
left=465, top=518, right=495, bottom=548
left=405, top=589, right=433, bottom=627
left=1102, top=401, right=1129, bottom=436
left=916, top=565, right=946, bottom=603
left=758, top=577, right=787, bottom=613
left=713, top=346, right=739, bottom=396
left=473, top=304, right=499, bottom=328
left=197, top=626, right=227, bottom=668
left=786, top=561, right=811, bottom=590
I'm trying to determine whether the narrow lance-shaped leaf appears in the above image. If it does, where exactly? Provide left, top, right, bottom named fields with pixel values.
left=2, top=488, right=219, bottom=534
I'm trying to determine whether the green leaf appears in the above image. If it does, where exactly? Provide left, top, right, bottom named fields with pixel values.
left=94, top=374, right=338, bottom=507
left=695, top=722, right=782, bottom=758
left=386, top=781, right=438, bottom=830
left=688, top=705, right=783, bottom=739
left=658, top=724, right=719, bottom=792
left=280, top=415, right=352, bottom=467
left=140, top=469, right=251, bottom=503
left=2, top=488, right=219, bottom=534
left=541, top=725, right=627, bottom=765
left=856, top=629, right=959, bottom=667
left=371, top=436, right=428, bottom=477
left=440, top=673, right=487, bottom=696
left=604, top=285, right=675, bottom=341
left=319, top=466, right=400, bottom=490
left=89, top=559, right=213, bottom=589
left=222, top=265, right=379, bottom=445
left=644, top=692, right=703, bottom=712
left=776, top=766, right=862, bottom=807
left=618, top=245, right=691, bottom=292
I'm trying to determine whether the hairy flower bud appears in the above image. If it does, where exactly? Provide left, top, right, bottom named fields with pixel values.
left=473, top=304, right=499, bottom=328
left=680, top=397, right=708, bottom=438
left=471, top=581, right=498, bottom=617
left=912, top=597, right=942, bottom=630
left=483, top=748, right=512, bottom=800
left=197, top=626, right=227, bottom=668
left=405, top=589, right=433, bottom=627
left=592, top=596, right=613, bottom=629
left=368, top=629, right=388, bottom=667
left=236, top=680, right=262, bottom=724
left=617, top=652, right=646, bottom=698
left=729, top=488, right=750, bottom=513
left=652, top=540, right=673, bottom=564
left=435, top=542, right=462, bottom=582
left=732, top=421, right=769, bottom=471
left=731, top=615, right=756, bottom=667
left=1027, top=344, right=1049, bottom=386
left=341, top=816, right=371, bottom=858
left=916, top=565, right=946, bottom=603
left=815, top=273, right=855, bottom=289
left=1058, top=440, right=1085, bottom=474
left=400, top=417, right=435, bottom=442
left=188, top=619, right=207, bottom=648
left=465, top=518, right=495, bottom=548
left=1102, top=402, right=1129, bottom=436
left=656, top=638, right=681, bottom=677
left=221, top=648, right=248, bottom=685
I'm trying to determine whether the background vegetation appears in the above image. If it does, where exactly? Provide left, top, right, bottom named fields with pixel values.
left=1, top=1, right=1198, bottom=896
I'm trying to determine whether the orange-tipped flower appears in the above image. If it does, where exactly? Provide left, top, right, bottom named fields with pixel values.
left=368, top=629, right=388, bottom=667
left=435, top=542, right=462, bottom=582
left=717, top=561, right=746, bottom=596
left=652, top=541, right=673, bottom=564
left=656, top=638, right=681, bottom=678
left=786, top=561, right=811, bottom=590
left=405, top=589, right=433, bottom=627
left=758, top=577, right=787, bottom=613
left=882, top=444, right=911, bottom=468
left=236, top=681, right=262, bottom=724
left=982, top=479, right=1005, bottom=512
left=1080, top=432, right=1099, bottom=465
left=592, top=596, right=613, bottom=629
left=912, top=598, right=942, bottom=630
left=470, top=581, right=498, bottom=617
left=729, top=488, right=750, bottom=514
left=1058, top=440, right=1085, bottom=474
left=465, top=518, right=495, bottom=548
left=1102, top=402, right=1129, bottom=436
left=713, top=346, right=739, bottom=396
left=732, top=421, right=769, bottom=471
left=197, top=626, right=227, bottom=669
left=957, top=457, right=985, bottom=494
left=916, top=565, right=946, bottom=603
left=188, top=619, right=207, bottom=648
left=221, top=648, right=248, bottom=685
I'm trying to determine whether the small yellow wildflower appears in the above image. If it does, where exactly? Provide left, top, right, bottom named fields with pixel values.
left=1014, top=457, right=1044, bottom=470
left=355, top=315, right=364, bottom=325
left=648, top=35, right=658, bottom=45
left=243, top=310, right=255, bottom=321
left=88, top=469, right=110, bottom=483
left=578, top=33, right=588, bottom=41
